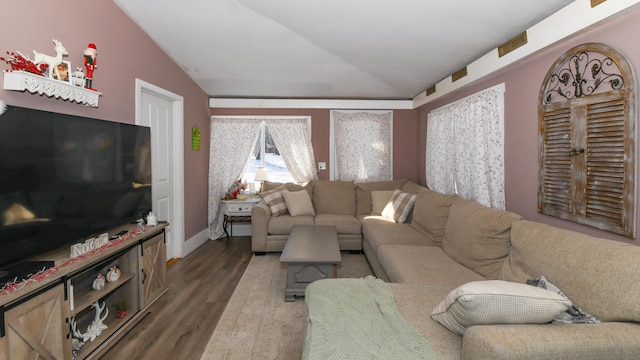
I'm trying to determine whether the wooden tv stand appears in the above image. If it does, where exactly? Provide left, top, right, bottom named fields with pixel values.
left=0, top=223, right=168, bottom=360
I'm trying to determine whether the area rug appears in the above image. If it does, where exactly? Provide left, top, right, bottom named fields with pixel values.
left=200, top=252, right=373, bottom=360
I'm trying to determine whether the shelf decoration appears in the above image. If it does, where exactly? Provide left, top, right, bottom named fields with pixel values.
left=70, top=300, right=109, bottom=351
left=106, top=266, right=121, bottom=283
left=83, top=43, right=97, bottom=91
left=1, top=39, right=102, bottom=107
left=3, top=70, right=101, bottom=107
left=0, top=50, right=47, bottom=75
left=113, top=301, right=127, bottom=319
left=92, top=273, right=106, bottom=290
left=0, top=225, right=149, bottom=295
left=33, top=39, right=67, bottom=80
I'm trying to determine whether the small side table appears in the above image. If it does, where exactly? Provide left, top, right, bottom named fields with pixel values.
left=222, top=197, right=262, bottom=243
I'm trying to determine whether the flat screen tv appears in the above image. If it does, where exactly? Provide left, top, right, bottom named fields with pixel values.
left=0, top=105, right=151, bottom=273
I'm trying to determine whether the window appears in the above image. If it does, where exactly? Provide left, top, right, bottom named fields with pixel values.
left=243, top=123, right=295, bottom=190
left=538, top=43, right=636, bottom=238
left=426, top=84, right=505, bottom=209
left=330, top=110, right=393, bottom=182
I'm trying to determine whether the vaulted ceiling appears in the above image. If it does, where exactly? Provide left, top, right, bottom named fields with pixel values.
left=114, top=0, right=574, bottom=100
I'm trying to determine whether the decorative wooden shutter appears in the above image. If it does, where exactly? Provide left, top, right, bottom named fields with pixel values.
left=538, top=43, right=636, bottom=238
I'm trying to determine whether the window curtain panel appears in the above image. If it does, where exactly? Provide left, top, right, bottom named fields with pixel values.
left=332, top=110, right=393, bottom=182
left=264, top=118, right=317, bottom=183
left=426, top=83, right=505, bottom=209
left=208, top=118, right=262, bottom=240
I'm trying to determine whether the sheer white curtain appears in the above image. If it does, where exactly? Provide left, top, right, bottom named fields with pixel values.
left=208, top=118, right=261, bottom=239
left=331, top=110, right=393, bottom=182
left=265, top=118, right=317, bottom=182
left=426, top=83, right=505, bottom=209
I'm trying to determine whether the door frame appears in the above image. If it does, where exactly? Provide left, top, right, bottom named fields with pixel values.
left=134, top=78, right=185, bottom=259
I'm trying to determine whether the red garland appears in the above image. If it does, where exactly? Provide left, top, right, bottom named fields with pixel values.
left=0, top=50, right=47, bottom=75
left=0, top=226, right=150, bottom=296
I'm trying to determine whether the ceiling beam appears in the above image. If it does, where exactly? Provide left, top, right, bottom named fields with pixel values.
left=412, top=0, right=640, bottom=108
left=209, top=98, right=413, bottom=110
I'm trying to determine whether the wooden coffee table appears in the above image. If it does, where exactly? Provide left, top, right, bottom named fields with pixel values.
left=279, top=225, right=341, bottom=302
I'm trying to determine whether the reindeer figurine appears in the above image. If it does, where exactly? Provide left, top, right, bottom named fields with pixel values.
left=70, top=301, right=109, bottom=346
left=33, top=39, right=68, bottom=79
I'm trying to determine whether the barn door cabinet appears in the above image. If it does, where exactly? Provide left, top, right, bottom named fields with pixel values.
left=0, top=283, right=71, bottom=360
left=0, top=224, right=167, bottom=360
left=139, top=232, right=167, bottom=308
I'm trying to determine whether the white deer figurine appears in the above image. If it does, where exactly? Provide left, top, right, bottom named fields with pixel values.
left=33, top=39, right=68, bottom=79
left=71, top=301, right=109, bottom=344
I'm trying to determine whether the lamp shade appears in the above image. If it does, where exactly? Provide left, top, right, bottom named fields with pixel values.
left=254, top=167, right=269, bottom=181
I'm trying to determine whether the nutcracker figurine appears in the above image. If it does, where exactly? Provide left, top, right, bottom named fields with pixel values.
left=83, top=43, right=97, bottom=90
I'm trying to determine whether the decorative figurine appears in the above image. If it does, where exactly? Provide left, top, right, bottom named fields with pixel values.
left=113, top=302, right=127, bottom=319
left=83, top=43, right=97, bottom=90
left=33, top=39, right=68, bottom=79
left=71, top=301, right=108, bottom=343
left=146, top=211, right=157, bottom=226
left=92, top=273, right=106, bottom=290
left=71, top=67, right=86, bottom=87
left=106, top=266, right=121, bottom=283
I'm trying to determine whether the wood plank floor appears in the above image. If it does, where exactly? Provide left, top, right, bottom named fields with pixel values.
left=100, top=236, right=253, bottom=360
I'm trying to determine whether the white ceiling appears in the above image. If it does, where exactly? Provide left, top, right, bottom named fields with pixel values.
left=114, top=0, right=574, bottom=100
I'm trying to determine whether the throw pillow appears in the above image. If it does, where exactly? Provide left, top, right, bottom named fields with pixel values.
left=381, top=190, right=417, bottom=223
left=281, top=190, right=315, bottom=216
left=527, top=276, right=599, bottom=324
left=259, top=185, right=288, bottom=216
left=370, top=190, right=395, bottom=215
left=431, top=280, right=572, bottom=335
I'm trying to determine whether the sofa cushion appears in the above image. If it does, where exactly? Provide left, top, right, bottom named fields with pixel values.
left=410, top=188, right=457, bottom=244
left=390, top=283, right=464, bottom=359
left=362, top=217, right=437, bottom=255
left=259, top=185, right=288, bottom=216
left=355, top=179, right=408, bottom=216
left=314, top=214, right=361, bottom=234
left=381, top=190, right=417, bottom=223
left=262, top=181, right=313, bottom=196
left=312, top=180, right=355, bottom=215
left=281, top=190, right=315, bottom=216
left=268, top=215, right=314, bottom=235
left=288, top=181, right=314, bottom=197
left=370, top=190, right=395, bottom=215
left=262, top=181, right=284, bottom=192
left=400, top=180, right=423, bottom=194
left=377, top=245, right=485, bottom=285
left=431, top=280, right=572, bottom=335
left=501, top=220, right=640, bottom=323
left=442, top=198, right=522, bottom=279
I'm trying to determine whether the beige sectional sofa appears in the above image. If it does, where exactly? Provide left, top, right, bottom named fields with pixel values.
left=252, top=179, right=640, bottom=359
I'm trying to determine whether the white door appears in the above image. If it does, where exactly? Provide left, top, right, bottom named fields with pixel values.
left=140, top=90, right=175, bottom=260
left=135, top=79, right=185, bottom=261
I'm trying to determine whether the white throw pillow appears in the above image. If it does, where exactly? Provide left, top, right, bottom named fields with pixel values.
left=370, top=190, right=395, bottom=215
left=431, top=280, right=572, bottom=335
left=281, top=190, right=315, bottom=216
left=381, top=189, right=417, bottom=223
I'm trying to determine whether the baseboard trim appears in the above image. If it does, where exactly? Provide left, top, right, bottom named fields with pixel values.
left=182, top=228, right=209, bottom=257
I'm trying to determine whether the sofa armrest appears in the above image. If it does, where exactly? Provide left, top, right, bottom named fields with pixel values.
left=462, top=322, right=640, bottom=360
left=251, top=202, right=271, bottom=252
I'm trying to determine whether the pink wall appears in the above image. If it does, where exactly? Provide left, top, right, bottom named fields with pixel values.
left=0, top=1, right=211, bottom=241
left=417, top=9, right=640, bottom=244
left=211, top=108, right=419, bottom=182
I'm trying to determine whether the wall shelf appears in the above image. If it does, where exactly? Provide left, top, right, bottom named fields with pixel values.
left=3, top=70, right=101, bottom=107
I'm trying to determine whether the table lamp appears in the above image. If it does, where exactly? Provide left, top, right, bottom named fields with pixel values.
left=254, top=167, right=269, bottom=193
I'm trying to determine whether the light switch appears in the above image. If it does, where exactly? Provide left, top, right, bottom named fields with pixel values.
left=318, top=162, right=326, bottom=170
